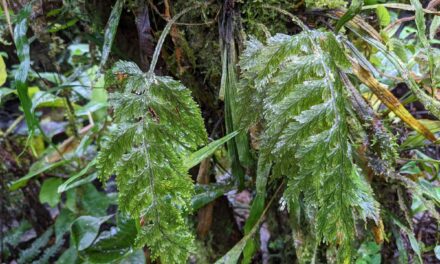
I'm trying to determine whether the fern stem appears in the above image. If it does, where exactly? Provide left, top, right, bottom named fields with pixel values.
left=261, top=5, right=308, bottom=31
left=148, top=2, right=209, bottom=75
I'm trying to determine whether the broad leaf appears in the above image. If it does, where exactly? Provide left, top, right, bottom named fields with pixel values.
left=39, top=178, right=63, bottom=207
left=71, top=215, right=113, bottom=251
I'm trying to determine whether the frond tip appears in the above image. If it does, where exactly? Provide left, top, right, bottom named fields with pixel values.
left=97, top=60, right=207, bottom=263
left=239, top=31, right=379, bottom=260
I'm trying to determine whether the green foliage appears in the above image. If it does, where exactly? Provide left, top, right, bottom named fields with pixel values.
left=71, top=215, right=113, bottom=251
left=100, top=0, right=124, bottom=69
left=183, top=131, right=239, bottom=169
left=2, top=221, right=32, bottom=258
left=39, top=178, right=63, bottom=207
left=238, top=31, right=379, bottom=260
left=17, top=228, right=53, bottom=264
left=32, top=238, right=65, bottom=264
left=10, top=159, right=69, bottom=190
left=305, top=0, right=346, bottom=9
left=4, top=0, right=440, bottom=263
left=354, top=241, right=381, bottom=264
left=375, top=6, right=391, bottom=27
left=335, top=0, right=363, bottom=32
left=96, top=60, right=207, bottom=263
left=13, top=4, right=36, bottom=134
left=82, top=216, right=136, bottom=261
left=242, top=153, right=271, bottom=263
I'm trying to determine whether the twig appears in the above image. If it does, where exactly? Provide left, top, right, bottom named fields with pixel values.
left=1, top=0, right=13, bottom=38
left=385, top=16, right=414, bottom=33
left=148, top=0, right=219, bottom=26
left=2, top=115, right=24, bottom=138
left=384, top=0, right=440, bottom=33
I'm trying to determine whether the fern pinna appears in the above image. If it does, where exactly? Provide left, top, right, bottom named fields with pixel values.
left=238, top=30, right=380, bottom=260
left=97, top=61, right=207, bottom=263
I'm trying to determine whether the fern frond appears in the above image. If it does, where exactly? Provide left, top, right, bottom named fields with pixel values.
left=239, top=31, right=379, bottom=260
left=31, top=238, right=64, bottom=264
left=97, top=61, right=207, bottom=263
left=17, top=228, right=53, bottom=264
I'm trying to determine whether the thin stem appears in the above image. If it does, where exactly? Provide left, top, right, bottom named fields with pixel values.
left=262, top=4, right=308, bottom=31
left=148, top=2, right=210, bottom=75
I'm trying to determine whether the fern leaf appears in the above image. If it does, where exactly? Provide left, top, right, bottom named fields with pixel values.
left=239, top=31, right=379, bottom=260
left=17, top=228, right=53, bottom=264
left=32, top=238, right=64, bottom=264
left=97, top=61, right=207, bottom=263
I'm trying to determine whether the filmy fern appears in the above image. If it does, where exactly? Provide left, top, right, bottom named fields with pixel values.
left=97, top=61, right=207, bottom=263
left=238, top=31, right=379, bottom=260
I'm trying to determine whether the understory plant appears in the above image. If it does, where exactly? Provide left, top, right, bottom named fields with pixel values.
left=3, top=0, right=440, bottom=263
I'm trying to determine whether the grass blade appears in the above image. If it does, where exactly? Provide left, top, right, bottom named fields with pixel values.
left=100, top=0, right=125, bottom=70
left=58, top=159, right=97, bottom=193
left=335, top=0, right=363, bottom=32
left=183, top=131, right=239, bottom=169
left=13, top=5, right=36, bottom=134
left=191, top=184, right=233, bottom=211
left=242, top=154, right=271, bottom=263
left=9, top=159, right=69, bottom=191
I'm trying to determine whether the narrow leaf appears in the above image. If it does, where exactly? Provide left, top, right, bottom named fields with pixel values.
left=183, top=131, right=239, bottom=169
left=9, top=159, right=69, bottom=191
left=335, top=0, right=363, bottom=32
left=362, top=3, right=440, bottom=15
left=349, top=31, right=440, bottom=121
left=330, top=9, right=382, bottom=42
left=100, top=0, right=124, bottom=69
left=430, top=16, right=440, bottom=40
left=392, top=216, right=423, bottom=264
left=0, top=55, right=7, bottom=86
left=352, top=61, right=437, bottom=142
left=410, top=0, right=434, bottom=88
left=13, top=5, right=36, bottom=133
left=191, top=184, right=233, bottom=211
left=58, top=159, right=97, bottom=193
left=215, top=184, right=283, bottom=264
left=242, top=154, right=271, bottom=263
left=401, top=120, right=440, bottom=149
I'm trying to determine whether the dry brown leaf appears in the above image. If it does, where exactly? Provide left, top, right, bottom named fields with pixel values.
left=352, top=61, right=437, bottom=142
left=372, top=219, right=385, bottom=244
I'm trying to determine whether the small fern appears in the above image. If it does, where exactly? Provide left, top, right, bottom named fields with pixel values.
left=31, top=238, right=64, bottom=264
left=97, top=61, right=207, bottom=263
left=239, top=31, right=379, bottom=260
left=17, top=228, right=53, bottom=264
